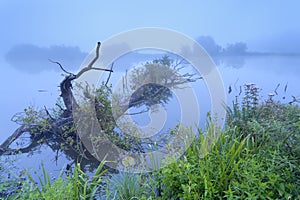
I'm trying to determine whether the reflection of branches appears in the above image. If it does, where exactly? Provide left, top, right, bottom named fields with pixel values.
left=172, top=58, right=186, bottom=70
left=128, top=83, right=172, bottom=108
left=114, top=56, right=202, bottom=119
left=123, top=108, right=150, bottom=116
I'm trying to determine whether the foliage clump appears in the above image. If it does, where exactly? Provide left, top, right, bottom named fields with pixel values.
left=157, top=84, right=300, bottom=199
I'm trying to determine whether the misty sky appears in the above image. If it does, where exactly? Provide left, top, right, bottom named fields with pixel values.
left=1, top=0, right=300, bottom=56
left=1, top=1, right=300, bottom=143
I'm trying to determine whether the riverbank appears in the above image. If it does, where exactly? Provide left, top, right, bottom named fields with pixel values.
left=1, top=85, right=300, bottom=199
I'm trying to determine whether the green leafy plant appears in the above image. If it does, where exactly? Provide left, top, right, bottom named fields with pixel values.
left=155, top=84, right=300, bottom=199
left=10, top=159, right=106, bottom=200
left=105, top=172, right=156, bottom=200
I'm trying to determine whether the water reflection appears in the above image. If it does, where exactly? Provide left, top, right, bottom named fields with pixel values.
left=1, top=130, right=101, bottom=173
left=1, top=52, right=299, bottom=178
left=213, top=56, right=246, bottom=68
left=214, top=54, right=300, bottom=73
left=71, top=52, right=202, bottom=172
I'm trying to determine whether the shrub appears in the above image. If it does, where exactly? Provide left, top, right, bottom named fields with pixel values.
left=157, top=84, right=300, bottom=199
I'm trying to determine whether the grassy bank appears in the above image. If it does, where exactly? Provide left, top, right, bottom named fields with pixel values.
left=1, top=85, right=300, bottom=199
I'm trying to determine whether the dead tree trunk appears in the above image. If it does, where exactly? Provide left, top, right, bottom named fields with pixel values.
left=0, top=42, right=113, bottom=156
left=60, top=74, right=77, bottom=117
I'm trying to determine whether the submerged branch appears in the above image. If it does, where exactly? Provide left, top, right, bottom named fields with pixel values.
left=0, top=125, right=31, bottom=154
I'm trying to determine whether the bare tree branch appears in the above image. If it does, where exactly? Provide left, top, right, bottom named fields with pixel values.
left=76, top=42, right=113, bottom=79
left=172, top=58, right=185, bottom=70
left=55, top=103, right=65, bottom=112
left=87, top=42, right=101, bottom=69
left=48, top=59, right=73, bottom=75
left=44, top=106, right=55, bottom=121
left=105, top=62, right=114, bottom=86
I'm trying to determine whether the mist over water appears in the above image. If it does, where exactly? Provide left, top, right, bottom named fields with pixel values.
left=1, top=49, right=299, bottom=178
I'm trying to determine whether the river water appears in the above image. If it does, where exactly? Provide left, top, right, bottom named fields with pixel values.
left=0, top=54, right=299, bottom=178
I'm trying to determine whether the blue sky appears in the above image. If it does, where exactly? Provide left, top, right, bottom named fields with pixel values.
left=1, top=0, right=300, bottom=55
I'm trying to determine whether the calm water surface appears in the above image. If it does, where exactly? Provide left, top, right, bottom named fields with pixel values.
left=0, top=55, right=299, bottom=177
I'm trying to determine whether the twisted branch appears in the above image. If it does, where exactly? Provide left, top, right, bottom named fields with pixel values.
left=48, top=59, right=74, bottom=75
left=76, top=42, right=113, bottom=79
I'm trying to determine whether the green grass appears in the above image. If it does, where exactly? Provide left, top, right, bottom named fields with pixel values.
left=1, top=84, right=299, bottom=199
left=157, top=85, right=300, bottom=199
left=3, top=160, right=107, bottom=200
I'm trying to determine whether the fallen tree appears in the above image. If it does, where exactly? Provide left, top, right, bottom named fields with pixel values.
left=0, top=42, right=110, bottom=157
left=0, top=42, right=200, bottom=162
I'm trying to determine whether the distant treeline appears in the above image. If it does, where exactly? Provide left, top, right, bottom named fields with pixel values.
left=196, top=36, right=300, bottom=57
